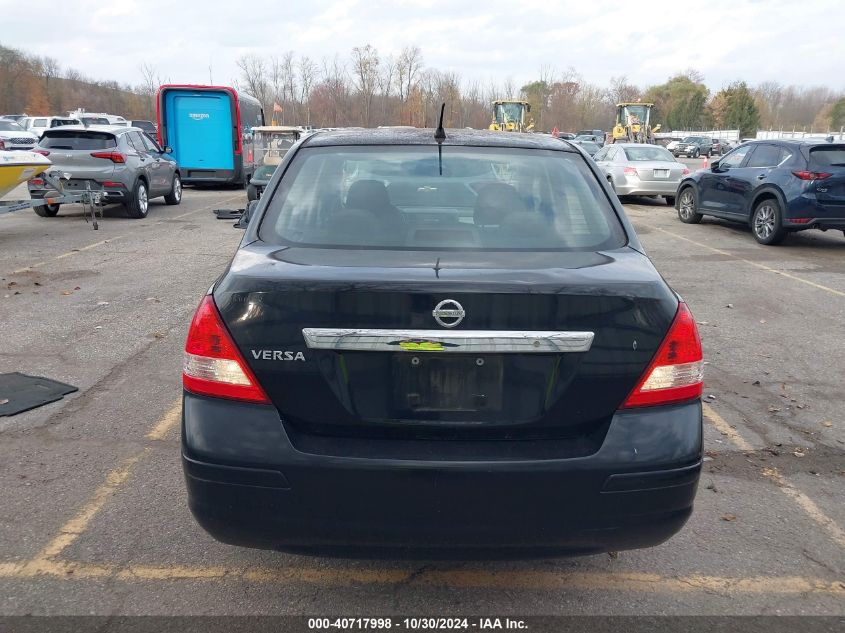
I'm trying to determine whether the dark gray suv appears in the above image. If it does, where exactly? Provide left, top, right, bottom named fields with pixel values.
left=28, top=126, right=181, bottom=218
left=672, top=136, right=713, bottom=158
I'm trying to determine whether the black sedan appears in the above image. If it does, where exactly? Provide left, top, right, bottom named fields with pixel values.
left=182, top=128, right=704, bottom=557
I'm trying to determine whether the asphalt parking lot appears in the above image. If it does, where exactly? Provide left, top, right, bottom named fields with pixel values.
left=0, top=163, right=843, bottom=616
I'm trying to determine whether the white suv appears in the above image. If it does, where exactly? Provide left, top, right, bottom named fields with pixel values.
left=0, top=119, right=38, bottom=150
left=21, top=116, right=83, bottom=138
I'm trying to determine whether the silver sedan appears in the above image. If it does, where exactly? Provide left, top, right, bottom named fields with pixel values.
left=593, top=143, right=689, bottom=205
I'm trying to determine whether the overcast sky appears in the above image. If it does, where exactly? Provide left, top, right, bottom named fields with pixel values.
left=1, top=0, right=843, bottom=92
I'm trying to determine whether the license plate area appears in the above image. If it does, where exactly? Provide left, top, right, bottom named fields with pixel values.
left=393, top=354, right=503, bottom=412
left=653, top=169, right=669, bottom=178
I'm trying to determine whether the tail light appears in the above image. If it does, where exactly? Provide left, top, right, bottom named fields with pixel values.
left=29, top=178, right=45, bottom=186
left=0, top=140, right=5, bottom=150
left=34, top=149, right=50, bottom=156
left=623, top=167, right=638, bottom=176
left=792, top=170, right=832, bottom=181
left=90, top=151, right=126, bottom=164
left=621, top=302, right=703, bottom=408
left=183, top=295, right=270, bottom=404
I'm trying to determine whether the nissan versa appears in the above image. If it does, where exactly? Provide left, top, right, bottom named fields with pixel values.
left=181, top=128, right=704, bottom=556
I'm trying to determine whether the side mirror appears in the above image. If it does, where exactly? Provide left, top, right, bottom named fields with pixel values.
left=710, top=160, right=721, bottom=171
left=234, top=200, right=258, bottom=229
left=163, top=146, right=173, bottom=154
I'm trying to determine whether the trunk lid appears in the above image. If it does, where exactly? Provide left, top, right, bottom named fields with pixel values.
left=214, top=244, right=678, bottom=439
left=808, top=146, right=845, bottom=211
left=634, top=161, right=685, bottom=182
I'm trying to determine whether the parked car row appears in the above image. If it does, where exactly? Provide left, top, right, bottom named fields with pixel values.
left=667, top=136, right=734, bottom=158
left=1, top=113, right=156, bottom=140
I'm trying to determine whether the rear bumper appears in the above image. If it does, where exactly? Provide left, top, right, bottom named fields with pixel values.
left=615, top=180, right=681, bottom=196
left=29, top=185, right=128, bottom=202
left=182, top=393, right=702, bottom=556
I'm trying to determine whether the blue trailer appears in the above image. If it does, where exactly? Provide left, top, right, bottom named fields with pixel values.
left=156, top=85, right=264, bottom=186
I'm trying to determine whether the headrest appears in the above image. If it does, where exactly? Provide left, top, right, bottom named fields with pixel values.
left=473, top=182, right=528, bottom=226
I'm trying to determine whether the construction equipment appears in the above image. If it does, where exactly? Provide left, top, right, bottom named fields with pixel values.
left=489, top=100, right=533, bottom=132
left=612, top=102, right=661, bottom=143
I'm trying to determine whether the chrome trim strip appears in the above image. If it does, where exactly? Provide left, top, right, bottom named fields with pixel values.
left=302, top=329, right=594, bottom=353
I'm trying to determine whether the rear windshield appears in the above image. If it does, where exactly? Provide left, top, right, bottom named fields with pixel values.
left=259, top=145, right=625, bottom=251
left=624, top=146, right=675, bottom=162
left=39, top=132, right=117, bottom=150
left=82, top=117, right=109, bottom=125
left=809, top=146, right=845, bottom=167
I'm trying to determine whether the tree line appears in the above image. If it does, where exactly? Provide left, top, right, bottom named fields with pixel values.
left=3, top=40, right=845, bottom=138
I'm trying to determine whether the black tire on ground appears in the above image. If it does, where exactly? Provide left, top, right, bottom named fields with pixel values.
left=693, top=149, right=700, bottom=158
left=750, top=198, right=787, bottom=245
left=164, top=174, right=182, bottom=205
left=125, top=179, right=149, bottom=219
left=33, top=202, right=60, bottom=217
left=677, top=187, right=703, bottom=224
left=665, top=196, right=676, bottom=206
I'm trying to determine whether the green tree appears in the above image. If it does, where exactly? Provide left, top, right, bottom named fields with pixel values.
left=718, top=81, right=761, bottom=137
left=643, top=73, right=709, bottom=131
left=831, top=98, right=845, bottom=130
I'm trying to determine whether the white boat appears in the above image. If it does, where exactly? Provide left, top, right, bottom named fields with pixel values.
left=0, top=150, right=51, bottom=199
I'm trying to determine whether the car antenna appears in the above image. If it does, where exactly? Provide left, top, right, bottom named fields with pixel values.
left=435, top=102, right=446, bottom=175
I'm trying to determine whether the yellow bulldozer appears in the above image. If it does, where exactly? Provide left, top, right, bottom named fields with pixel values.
left=489, top=100, right=534, bottom=132
left=612, top=102, right=661, bottom=143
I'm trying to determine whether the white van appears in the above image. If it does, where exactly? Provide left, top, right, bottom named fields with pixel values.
left=22, top=116, right=83, bottom=138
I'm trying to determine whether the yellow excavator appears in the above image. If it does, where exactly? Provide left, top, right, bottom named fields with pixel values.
left=489, top=100, right=534, bottom=132
left=612, top=102, right=661, bottom=143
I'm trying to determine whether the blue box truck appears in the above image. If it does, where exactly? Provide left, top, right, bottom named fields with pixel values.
left=156, top=85, right=264, bottom=186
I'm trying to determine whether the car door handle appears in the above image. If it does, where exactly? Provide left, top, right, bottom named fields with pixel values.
left=757, top=173, right=767, bottom=180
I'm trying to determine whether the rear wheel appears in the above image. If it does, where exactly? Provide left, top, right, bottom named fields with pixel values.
left=751, top=199, right=787, bottom=245
left=164, top=174, right=182, bottom=205
left=693, top=148, right=700, bottom=158
left=34, top=201, right=60, bottom=217
left=677, top=188, right=702, bottom=224
left=665, top=195, right=676, bottom=206
left=125, top=180, right=149, bottom=219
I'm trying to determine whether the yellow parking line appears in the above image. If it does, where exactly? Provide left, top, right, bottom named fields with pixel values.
left=703, top=404, right=845, bottom=550
left=762, top=467, right=845, bottom=550
left=702, top=404, right=754, bottom=452
left=0, top=559, right=842, bottom=595
left=146, top=400, right=182, bottom=440
left=28, top=450, right=148, bottom=564
left=650, top=225, right=845, bottom=298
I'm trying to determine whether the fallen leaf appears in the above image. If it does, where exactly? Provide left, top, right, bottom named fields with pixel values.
left=61, top=291, right=71, bottom=296
left=822, top=421, right=833, bottom=428
left=752, top=380, right=761, bottom=386
left=725, top=303, right=734, bottom=308
left=721, top=514, right=737, bottom=522
left=793, top=450, right=805, bottom=458
left=73, top=286, right=81, bottom=290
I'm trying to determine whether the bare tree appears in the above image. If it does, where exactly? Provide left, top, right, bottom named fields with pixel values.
left=607, top=75, right=641, bottom=105
left=351, top=44, right=380, bottom=127
left=235, top=54, right=270, bottom=112
left=298, top=56, right=318, bottom=125
left=397, top=45, right=423, bottom=103
left=377, top=54, right=396, bottom=125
